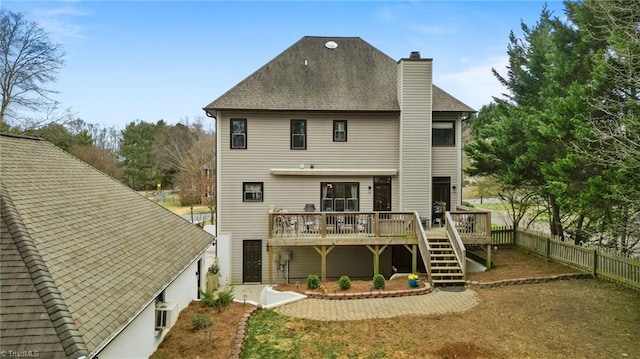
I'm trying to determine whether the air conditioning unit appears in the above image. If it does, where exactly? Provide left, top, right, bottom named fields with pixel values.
left=155, top=302, right=178, bottom=332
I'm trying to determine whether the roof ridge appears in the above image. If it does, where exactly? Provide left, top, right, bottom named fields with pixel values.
left=0, top=132, right=44, bottom=141
left=0, top=183, right=89, bottom=358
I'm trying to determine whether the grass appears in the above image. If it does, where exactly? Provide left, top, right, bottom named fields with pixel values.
left=242, top=279, right=639, bottom=359
left=150, top=247, right=639, bottom=359
left=140, top=190, right=214, bottom=224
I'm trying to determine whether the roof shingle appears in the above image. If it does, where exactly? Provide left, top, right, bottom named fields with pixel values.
left=204, top=35, right=474, bottom=113
left=0, top=134, right=214, bottom=357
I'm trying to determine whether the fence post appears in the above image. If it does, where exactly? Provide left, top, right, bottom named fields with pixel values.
left=546, top=237, right=551, bottom=258
left=592, top=249, right=598, bottom=277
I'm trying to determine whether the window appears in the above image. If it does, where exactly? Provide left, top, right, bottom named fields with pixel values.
left=291, top=119, right=306, bottom=149
left=231, top=118, right=247, bottom=149
left=333, top=120, right=347, bottom=142
left=321, top=182, right=359, bottom=211
left=432, top=121, right=455, bottom=146
left=243, top=182, right=263, bottom=202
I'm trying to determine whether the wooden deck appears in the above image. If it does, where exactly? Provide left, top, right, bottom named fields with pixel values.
left=265, top=209, right=493, bottom=283
left=267, top=210, right=489, bottom=245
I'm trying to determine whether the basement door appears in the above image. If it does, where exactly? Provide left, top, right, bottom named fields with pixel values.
left=242, top=240, right=262, bottom=283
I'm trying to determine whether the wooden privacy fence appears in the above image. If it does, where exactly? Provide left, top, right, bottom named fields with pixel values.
left=491, top=226, right=640, bottom=290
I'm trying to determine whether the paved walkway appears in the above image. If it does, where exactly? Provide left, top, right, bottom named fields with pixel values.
left=273, top=288, right=480, bottom=321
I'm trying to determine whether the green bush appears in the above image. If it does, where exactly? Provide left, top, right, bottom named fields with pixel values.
left=372, top=274, right=386, bottom=290
left=191, top=314, right=212, bottom=330
left=338, top=275, right=351, bottom=290
left=200, top=285, right=235, bottom=312
left=200, top=288, right=215, bottom=307
left=306, top=274, right=320, bottom=289
left=212, top=285, right=235, bottom=312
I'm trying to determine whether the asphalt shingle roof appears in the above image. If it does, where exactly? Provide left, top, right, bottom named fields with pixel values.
left=204, top=35, right=474, bottom=113
left=0, top=134, right=214, bottom=358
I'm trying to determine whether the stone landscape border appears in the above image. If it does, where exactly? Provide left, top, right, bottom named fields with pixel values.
left=466, top=273, right=593, bottom=288
left=303, top=283, right=433, bottom=299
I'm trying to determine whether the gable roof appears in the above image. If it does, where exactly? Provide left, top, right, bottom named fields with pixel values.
left=204, top=35, right=474, bottom=113
left=0, top=134, right=214, bottom=358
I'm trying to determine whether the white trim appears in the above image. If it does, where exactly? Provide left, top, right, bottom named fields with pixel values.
left=270, top=168, right=398, bottom=176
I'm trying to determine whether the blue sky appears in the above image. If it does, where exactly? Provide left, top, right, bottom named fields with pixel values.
left=3, top=1, right=567, bottom=129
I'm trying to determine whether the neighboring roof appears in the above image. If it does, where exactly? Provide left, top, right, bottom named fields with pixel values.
left=204, top=35, right=474, bottom=113
left=0, top=134, right=214, bottom=358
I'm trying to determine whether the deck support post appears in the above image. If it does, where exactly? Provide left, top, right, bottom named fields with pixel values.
left=314, top=245, right=335, bottom=281
left=268, top=246, right=281, bottom=283
left=486, top=244, right=492, bottom=269
left=366, top=244, right=388, bottom=275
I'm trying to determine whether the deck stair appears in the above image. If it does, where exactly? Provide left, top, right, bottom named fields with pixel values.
left=428, top=237, right=465, bottom=287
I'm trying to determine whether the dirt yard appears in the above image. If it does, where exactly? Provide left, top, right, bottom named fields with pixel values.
left=150, top=247, right=639, bottom=359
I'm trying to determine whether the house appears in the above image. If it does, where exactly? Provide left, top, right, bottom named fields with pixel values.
left=0, top=134, right=214, bottom=358
left=203, top=36, right=481, bottom=286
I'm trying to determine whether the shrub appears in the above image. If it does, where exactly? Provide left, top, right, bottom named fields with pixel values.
left=200, top=288, right=215, bottom=307
left=212, top=285, right=235, bottom=312
left=307, top=274, right=320, bottom=289
left=338, top=275, right=351, bottom=290
left=200, top=285, right=235, bottom=312
left=191, top=314, right=212, bottom=330
left=372, top=274, right=386, bottom=290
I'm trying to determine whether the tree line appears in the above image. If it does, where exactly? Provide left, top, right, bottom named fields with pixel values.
left=464, top=0, right=639, bottom=253
left=2, top=9, right=215, bottom=207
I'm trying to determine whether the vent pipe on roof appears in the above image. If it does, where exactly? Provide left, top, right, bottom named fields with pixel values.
left=410, top=51, right=421, bottom=59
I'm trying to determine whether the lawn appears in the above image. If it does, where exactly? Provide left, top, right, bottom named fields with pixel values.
left=151, top=248, right=640, bottom=359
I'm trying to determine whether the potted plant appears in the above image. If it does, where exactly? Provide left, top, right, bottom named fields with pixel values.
left=407, top=273, right=419, bottom=288
left=206, top=262, right=220, bottom=292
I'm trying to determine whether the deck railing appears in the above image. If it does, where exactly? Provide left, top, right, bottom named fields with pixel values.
left=268, top=211, right=417, bottom=239
left=413, top=211, right=433, bottom=286
left=449, top=205, right=492, bottom=243
left=445, top=211, right=466, bottom=276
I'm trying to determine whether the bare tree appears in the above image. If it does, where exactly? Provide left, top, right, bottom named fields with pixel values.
left=1, top=9, right=65, bottom=127
left=175, top=134, right=215, bottom=207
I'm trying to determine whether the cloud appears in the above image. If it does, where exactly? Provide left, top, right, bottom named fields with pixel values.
left=31, top=4, right=91, bottom=41
left=435, top=55, right=510, bottom=110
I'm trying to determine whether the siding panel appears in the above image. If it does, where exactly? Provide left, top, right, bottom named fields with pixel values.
left=398, top=60, right=432, bottom=217
left=218, top=113, right=400, bottom=283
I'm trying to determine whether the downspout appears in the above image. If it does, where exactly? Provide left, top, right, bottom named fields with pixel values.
left=204, top=108, right=219, bottom=257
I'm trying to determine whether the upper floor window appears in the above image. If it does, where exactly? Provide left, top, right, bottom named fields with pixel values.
left=432, top=121, right=455, bottom=146
left=243, top=182, right=263, bottom=202
left=231, top=118, right=247, bottom=149
left=333, top=120, right=347, bottom=142
left=291, top=119, right=307, bottom=150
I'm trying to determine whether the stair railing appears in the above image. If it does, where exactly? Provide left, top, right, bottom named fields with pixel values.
left=445, top=211, right=466, bottom=277
left=413, top=211, right=433, bottom=287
